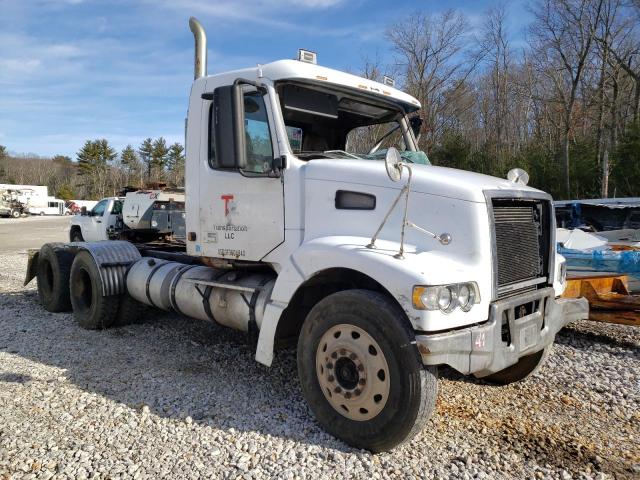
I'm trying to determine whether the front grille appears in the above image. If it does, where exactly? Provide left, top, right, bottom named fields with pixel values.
left=492, top=199, right=549, bottom=298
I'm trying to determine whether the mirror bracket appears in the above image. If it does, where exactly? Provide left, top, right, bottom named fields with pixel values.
left=269, top=155, right=287, bottom=178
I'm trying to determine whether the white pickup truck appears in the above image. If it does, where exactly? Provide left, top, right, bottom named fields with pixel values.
left=25, top=17, right=588, bottom=452
left=69, top=197, right=123, bottom=241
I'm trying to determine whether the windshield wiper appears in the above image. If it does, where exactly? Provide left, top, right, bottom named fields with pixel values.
left=369, top=124, right=401, bottom=154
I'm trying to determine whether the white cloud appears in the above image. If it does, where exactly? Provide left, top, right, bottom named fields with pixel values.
left=147, top=0, right=347, bottom=31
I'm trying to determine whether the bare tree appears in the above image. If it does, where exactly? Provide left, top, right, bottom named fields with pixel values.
left=529, top=0, right=603, bottom=197
left=387, top=10, right=482, bottom=150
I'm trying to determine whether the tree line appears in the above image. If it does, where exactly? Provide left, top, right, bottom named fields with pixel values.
left=380, top=0, right=640, bottom=199
left=0, top=138, right=185, bottom=200
left=2, top=0, right=639, bottom=201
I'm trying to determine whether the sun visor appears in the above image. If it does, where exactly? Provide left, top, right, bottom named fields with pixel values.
left=282, top=84, right=338, bottom=119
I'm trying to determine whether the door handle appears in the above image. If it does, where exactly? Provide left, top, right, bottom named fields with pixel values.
left=96, top=220, right=102, bottom=223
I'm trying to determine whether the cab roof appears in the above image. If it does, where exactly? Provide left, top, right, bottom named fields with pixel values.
left=205, top=59, right=421, bottom=113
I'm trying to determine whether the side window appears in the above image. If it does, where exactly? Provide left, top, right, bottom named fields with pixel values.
left=92, top=200, right=107, bottom=216
left=207, top=89, right=274, bottom=173
left=243, top=91, right=273, bottom=174
left=111, top=200, right=123, bottom=215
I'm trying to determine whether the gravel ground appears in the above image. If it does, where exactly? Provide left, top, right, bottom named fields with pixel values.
left=0, top=249, right=638, bottom=479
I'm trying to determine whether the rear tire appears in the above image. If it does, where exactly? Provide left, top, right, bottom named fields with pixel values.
left=39, top=211, right=44, bottom=216
left=481, top=345, right=552, bottom=385
left=114, top=292, right=146, bottom=326
left=11, top=210, right=20, bottom=218
left=36, top=243, right=74, bottom=312
left=69, top=251, right=120, bottom=329
left=297, top=289, right=438, bottom=452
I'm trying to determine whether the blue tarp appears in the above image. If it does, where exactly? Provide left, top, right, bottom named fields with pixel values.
left=558, top=244, right=640, bottom=277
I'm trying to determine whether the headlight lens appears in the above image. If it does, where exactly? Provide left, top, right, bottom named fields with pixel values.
left=413, top=282, right=480, bottom=313
left=458, top=284, right=471, bottom=310
left=437, top=287, right=453, bottom=311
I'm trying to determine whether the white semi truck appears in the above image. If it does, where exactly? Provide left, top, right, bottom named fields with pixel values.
left=24, top=18, right=588, bottom=452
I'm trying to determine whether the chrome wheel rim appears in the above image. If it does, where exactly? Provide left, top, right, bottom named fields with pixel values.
left=315, top=323, right=390, bottom=421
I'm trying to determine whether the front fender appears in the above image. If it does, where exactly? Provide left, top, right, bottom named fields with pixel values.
left=255, top=235, right=492, bottom=366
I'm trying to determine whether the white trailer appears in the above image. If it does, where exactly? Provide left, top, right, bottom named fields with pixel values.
left=24, top=18, right=588, bottom=452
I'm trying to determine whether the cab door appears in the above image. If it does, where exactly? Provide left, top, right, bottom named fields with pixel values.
left=84, top=199, right=108, bottom=241
left=196, top=86, right=284, bottom=261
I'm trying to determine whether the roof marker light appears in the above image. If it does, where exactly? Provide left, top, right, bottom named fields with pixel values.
left=383, top=76, right=395, bottom=87
left=298, top=49, right=317, bottom=64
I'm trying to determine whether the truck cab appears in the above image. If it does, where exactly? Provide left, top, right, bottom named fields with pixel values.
left=69, top=197, right=123, bottom=241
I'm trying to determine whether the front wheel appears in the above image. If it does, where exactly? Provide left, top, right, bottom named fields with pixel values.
left=11, top=210, right=20, bottom=218
left=39, top=211, right=45, bottom=216
left=70, top=228, right=84, bottom=242
left=297, top=289, right=438, bottom=452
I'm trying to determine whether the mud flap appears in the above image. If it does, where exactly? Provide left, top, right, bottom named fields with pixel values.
left=24, top=249, right=40, bottom=286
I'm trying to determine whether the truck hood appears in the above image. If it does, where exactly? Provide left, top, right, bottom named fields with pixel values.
left=303, top=158, right=543, bottom=203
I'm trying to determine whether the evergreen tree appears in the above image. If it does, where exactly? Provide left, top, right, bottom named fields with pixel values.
left=166, top=143, right=185, bottom=186
left=120, top=145, right=138, bottom=172
left=138, top=137, right=154, bottom=182
left=151, top=137, right=169, bottom=181
left=56, top=184, right=75, bottom=200
left=120, top=144, right=141, bottom=187
left=76, top=139, right=116, bottom=198
left=0, top=145, right=7, bottom=160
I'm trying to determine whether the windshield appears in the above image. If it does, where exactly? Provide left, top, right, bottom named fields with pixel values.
left=276, top=82, right=430, bottom=165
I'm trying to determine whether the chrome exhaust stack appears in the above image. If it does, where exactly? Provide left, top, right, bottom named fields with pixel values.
left=189, top=17, right=207, bottom=79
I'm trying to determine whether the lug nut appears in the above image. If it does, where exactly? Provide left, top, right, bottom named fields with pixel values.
left=349, top=353, right=357, bottom=360
left=326, top=362, right=333, bottom=369
left=354, top=388, right=361, bottom=396
left=328, top=375, right=335, bottom=382
left=340, top=349, right=346, bottom=356
left=344, top=392, right=352, bottom=399
left=334, top=386, right=342, bottom=393
left=357, top=364, right=364, bottom=372
left=331, top=352, right=338, bottom=359
left=359, top=378, right=366, bottom=385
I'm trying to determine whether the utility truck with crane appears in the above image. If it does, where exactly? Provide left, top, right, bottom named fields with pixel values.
left=69, top=188, right=186, bottom=243
left=24, top=18, right=588, bottom=452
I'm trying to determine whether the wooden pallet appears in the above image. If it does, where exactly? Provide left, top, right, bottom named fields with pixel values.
left=562, top=274, right=640, bottom=326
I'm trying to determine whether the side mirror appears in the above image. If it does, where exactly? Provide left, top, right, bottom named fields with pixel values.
left=409, top=116, right=423, bottom=138
left=210, top=83, right=247, bottom=169
left=385, top=147, right=403, bottom=182
left=81, top=206, right=87, bottom=216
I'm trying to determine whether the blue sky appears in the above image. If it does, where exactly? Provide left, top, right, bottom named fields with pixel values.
left=0, top=0, right=531, bottom=158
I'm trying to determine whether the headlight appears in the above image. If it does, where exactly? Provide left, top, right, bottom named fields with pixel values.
left=457, top=283, right=473, bottom=311
left=437, top=287, right=453, bottom=311
left=412, top=282, right=480, bottom=313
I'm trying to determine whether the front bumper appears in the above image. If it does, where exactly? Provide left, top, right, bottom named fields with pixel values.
left=415, top=287, right=588, bottom=377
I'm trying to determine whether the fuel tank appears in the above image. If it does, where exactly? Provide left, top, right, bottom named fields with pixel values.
left=126, top=257, right=276, bottom=331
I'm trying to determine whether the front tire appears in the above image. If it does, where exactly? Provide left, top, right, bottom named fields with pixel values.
left=481, top=345, right=552, bottom=385
left=297, top=289, right=437, bottom=452
left=70, top=228, right=84, bottom=242
left=11, top=210, right=20, bottom=218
